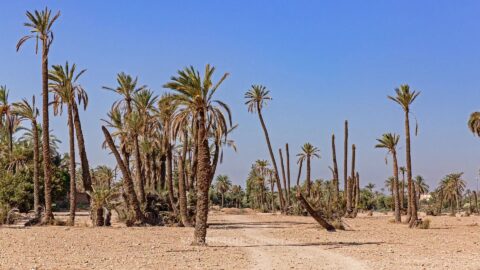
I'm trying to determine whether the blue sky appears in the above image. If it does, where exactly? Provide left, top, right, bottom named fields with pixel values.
left=1, top=1, right=480, bottom=191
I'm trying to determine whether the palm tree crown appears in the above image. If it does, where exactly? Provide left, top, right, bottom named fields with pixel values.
left=375, top=133, right=400, bottom=153
left=296, top=143, right=320, bottom=163
left=16, top=7, right=60, bottom=53
left=468, top=112, right=480, bottom=136
left=388, top=84, right=420, bottom=113
left=245, top=85, right=271, bottom=113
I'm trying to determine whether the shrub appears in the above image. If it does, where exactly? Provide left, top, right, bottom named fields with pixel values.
left=419, top=218, right=431, bottom=229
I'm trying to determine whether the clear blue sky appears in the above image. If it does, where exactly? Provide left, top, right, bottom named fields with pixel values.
left=2, top=1, right=480, bottom=191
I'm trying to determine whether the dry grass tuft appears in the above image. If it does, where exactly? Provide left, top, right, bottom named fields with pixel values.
left=418, top=218, right=431, bottom=229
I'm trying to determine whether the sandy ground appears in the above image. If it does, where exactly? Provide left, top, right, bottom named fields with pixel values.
left=1, top=210, right=480, bottom=269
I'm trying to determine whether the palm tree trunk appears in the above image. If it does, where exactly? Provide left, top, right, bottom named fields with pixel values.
left=392, top=150, right=401, bottom=223
left=270, top=178, right=275, bottom=212
left=279, top=148, right=288, bottom=207
left=72, top=102, right=92, bottom=194
left=405, top=111, right=418, bottom=225
left=192, top=110, right=212, bottom=245
left=306, top=157, right=311, bottom=197
left=331, top=134, right=340, bottom=205
left=32, top=120, right=40, bottom=218
left=159, top=153, right=166, bottom=190
left=473, top=191, right=478, bottom=213
left=152, top=151, right=158, bottom=191
left=354, top=172, right=360, bottom=216
left=296, top=190, right=335, bottom=231
left=166, top=141, right=177, bottom=214
left=41, top=39, right=54, bottom=224
left=178, top=129, right=191, bottom=227
left=67, top=107, right=76, bottom=226
left=133, top=134, right=145, bottom=204
left=346, top=144, right=355, bottom=217
left=401, top=172, right=405, bottom=211
left=102, top=126, right=144, bottom=224
left=344, top=120, right=348, bottom=207
left=286, top=143, right=291, bottom=205
left=257, top=109, right=285, bottom=211
left=209, top=140, right=220, bottom=186
left=296, top=159, right=304, bottom=187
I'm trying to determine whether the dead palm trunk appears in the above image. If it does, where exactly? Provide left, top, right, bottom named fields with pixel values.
left=392, top=150, right=401, bottom=223
left=350, top=145, right=356, bottom=208
left=279, top=148, right=288, bottom=207
left=405, top=110, right=418, bottom=226
left=256, top=108, right=285, bottom=211
left=286, top=143, right=291, bottom=205
left=32, top=120, right=40, bottom=217
left=331, top=134, right=340, bottom=204
left=72, top=102, right=92, bottom=194
left=343, top=120, right=348, bottom=207
left=192, top=110, right=213, bottom=245
left=102, top=126, right=144, bottom=224
left=178, top=129, right=191, bottom=227
left=345, top=143, right=354, bottom=217
left=354, top=172, right=360, bottom=216
left=400, top=171, right=405, bottom=211
left=41, top=37, right=54, bottom=223
left=67, top=107, right=76, bottom=226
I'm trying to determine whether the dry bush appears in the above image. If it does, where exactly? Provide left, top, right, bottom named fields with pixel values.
left=0, top=203, right=10, bottom=225
left=331, top=219, right=345, bottom=230
left=418, top=218, right=431, bottom=229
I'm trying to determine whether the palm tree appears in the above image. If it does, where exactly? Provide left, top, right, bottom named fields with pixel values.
left=468, top=112, right=480, bottom=136
left=375, top=133, right=401, bottom=222
left=440, top=173, right=466, bottom=215
left=414, top=175, right=429, bottom=207
left=389, top=84, right=420, bottom=226
left=0, top=86, right=15, bottom=155
left=215, top=175, right=232, bottom=208
left=245, top=85, right=285, bottom=210
left=49, top=62, right=89, bottom=225
left=12, top=96, right=40, bottom=217
left=103, top=73, right=146, bottom=204
left=385, top=177, right=395, bottom=211
left=164, top=64, right=232, bottom=245
left=399, top=166, right=406, bottom=210
left=344, top=120, right=348, bottom=205
left=285, top=143, right=291, bottom=205
left=17, top=7, right=61, bottom=223
left=231, top=185, right=243, bottom=208
left=296, top=143, right=320, bottom=196
left=331, top=134, right=340, bottom=205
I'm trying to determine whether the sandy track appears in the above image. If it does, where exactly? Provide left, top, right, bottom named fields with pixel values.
left=208, top=214, right=367, bottom=270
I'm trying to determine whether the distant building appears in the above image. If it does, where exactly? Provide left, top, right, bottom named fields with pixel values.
left=420, top=194, right=431, bottom=201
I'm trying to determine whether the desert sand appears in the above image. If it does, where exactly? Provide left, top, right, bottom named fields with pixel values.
left=1, top=210, right=479, bottom=269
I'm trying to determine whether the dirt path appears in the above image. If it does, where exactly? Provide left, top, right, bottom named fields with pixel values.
left=208, top=214, right=368, bottom=270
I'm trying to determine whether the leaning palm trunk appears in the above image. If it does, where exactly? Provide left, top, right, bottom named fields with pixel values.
left=67, top=107, right=76, bottom=226
left=279, top=148, right=288, bottom=207
left=392, top=150, right=401, bottom=222
left=178, top=129, right=191, bottom=227
left=72, top=102, right=92, bottom=194
left=41, top=38, right=54, bottom=223
left=257, top=109, right=285, bottom=211
left=192, top=110, right=213, bottom=245
left=296, top=187, right=335, bottom=231
left=102, top=126, right=144, bottom=224
left=32, top=120, right=40, bottom=217
left=405, top=111, right=418, bottom=226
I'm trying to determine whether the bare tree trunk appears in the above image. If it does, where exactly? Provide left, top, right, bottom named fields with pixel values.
left=354, top=172, right=360, bottom=216
left=67, top=107, right=76, bottom=226
left=32, top=120, right=40, bottom=218
left=343, top=120, right=348, bottom=207
left=178, top=129, right=191, bottom=227
left=72, top=102, right=92, bottom=195
left=286, top=143, right=291, bottom=205
left=405, top=111, right=418, bottom=226
left=192, top=110, right=212, bottom=245
left=102, top=126, right=144, bottom=224
left=346, top=144, right=355, bottom=217
left=392, top=150, right=401, bottom=223
left=279, top=148, right=288, bottom=207
left=331, top=134, right=340, bottom=204
left=41, top=40, right=54, bottom=224
left=257, top=109, right=285, bottom=211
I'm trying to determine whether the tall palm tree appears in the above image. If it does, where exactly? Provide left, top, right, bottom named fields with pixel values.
left=389, top=84, right=420, bottom=226
left=375, top=133, right=401, bottom=222
left=245, top=85, right=285, bottom=211
left=399, top=166, right=406, bottom=210
left=17, top=7, right=61, bottom=223
left=104, top=73, right=146, bottom=204
left=468, top=112, right=480, bottom=136
left=164, top=64, right=232, bottom=245
left=49, top=62, right=88, bottom=225
left=296, top=143, right=320, bottom=196
left=215, top=175, right=232, bottom=208
left=231, top=185, right=243, bottom=208
left=285, top=143, right=291, bottom=205
left=12, top=96, right=40, bottom=217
